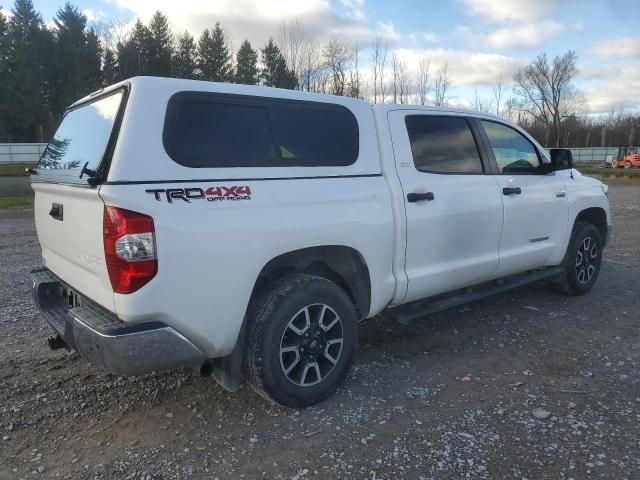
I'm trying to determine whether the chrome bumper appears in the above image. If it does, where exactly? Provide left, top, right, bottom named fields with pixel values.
left=30, top=268, right=206, bottom=375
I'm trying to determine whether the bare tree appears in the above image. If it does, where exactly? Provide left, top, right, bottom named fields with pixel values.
left=492, top=74, right=504, bottom=116
left=433, top=63, right=452, bottom=107
left=391, top=52, right=400, bottom=103
left=323, top=39, right=354, bottom=96
left=93, top=19, right=132, bottom=51
left=398, top=59, right=410, bottom=104
left=415, top=58, right=431, bottom=105
left=473, top=87, right=494, bottom=113
left=512, top=50, right=580, bottom=147
left=370, top=36, right=388, bottom=104
left=347, top=43, right=362, bottom=98
left=299, top=38, right=323, bottom=92
left=379, top=48, right=388, bottom=103
left=503, top=96, right=518, bottom=122
left=278, top=19, right=305, bottom=84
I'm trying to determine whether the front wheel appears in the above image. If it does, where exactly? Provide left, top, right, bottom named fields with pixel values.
left=625, top=161, right=632, bottom=169
left=556, top=222, right=603, bottom=295
left=244, top=274, right=358, bottom=407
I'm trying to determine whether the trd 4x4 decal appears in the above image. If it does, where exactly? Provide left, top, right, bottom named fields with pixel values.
left=146, top=186, right=252, bottom=203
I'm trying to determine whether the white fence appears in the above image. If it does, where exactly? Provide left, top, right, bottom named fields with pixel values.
left=1, top=143, right=636, bottom=165
left=567, top=147, right=621, bottom=164
left=0, top=143, right=47, bottom=164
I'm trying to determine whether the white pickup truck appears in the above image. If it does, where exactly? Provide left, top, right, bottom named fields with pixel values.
left=30, top=77, right=611, bottom=407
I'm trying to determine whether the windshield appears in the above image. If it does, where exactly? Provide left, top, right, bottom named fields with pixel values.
left=36, top=90, right=124, bottom=183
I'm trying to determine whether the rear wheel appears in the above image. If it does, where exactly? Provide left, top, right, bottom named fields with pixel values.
left=244, top=274, right=358, bottom=407
left=556, top=222, right=603, bottom=295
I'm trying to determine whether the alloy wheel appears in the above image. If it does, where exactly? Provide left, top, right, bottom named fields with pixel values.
left=279, top=303, right=344, bottom=387
left=575, top=236, right=598, bottom=284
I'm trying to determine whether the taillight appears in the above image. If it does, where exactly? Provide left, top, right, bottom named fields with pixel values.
left=103, top=206, right=157, bottom=294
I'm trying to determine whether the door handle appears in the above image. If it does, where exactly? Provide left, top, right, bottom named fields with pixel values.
left=502, top=186, right=522, bottom=195
left=407, top=192, right=435, bottom=203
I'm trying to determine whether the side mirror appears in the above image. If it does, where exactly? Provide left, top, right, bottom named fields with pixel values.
left=549, top=148, right=573, bottom=171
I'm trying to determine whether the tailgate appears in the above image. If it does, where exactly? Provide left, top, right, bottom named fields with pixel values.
left=30, top=87, right=127, bottom=313
left=32, top=182, right=114, bottom=311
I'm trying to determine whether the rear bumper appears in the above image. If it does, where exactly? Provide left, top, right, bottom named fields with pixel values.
left=30, top=268, right=206, bottom=375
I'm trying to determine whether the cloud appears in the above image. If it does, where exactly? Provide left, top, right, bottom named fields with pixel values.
left=583, top=63, right=640, bottom=114
left=485, top=20, right=564, bottom=49
left=591, top=36, right=640, bottom=60
left=456, top=20, right=564, bottom=49
left=1, top=7, right=12, bottom=18
left=394, top=48, right=524, bottom=87
left=376, top=21, right=400, bottom=43
left=82, top=9, right=108, bottom=22
left=338, top=0, right=366, bottom=21
left=459, top=0, right=557, bottom=23
left=114, top=0, right=398, bottom=48
left=407, top=32, right=440, bottom=44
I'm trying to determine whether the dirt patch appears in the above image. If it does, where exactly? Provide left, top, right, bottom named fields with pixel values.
left=1, top=186, right=639, bottom=479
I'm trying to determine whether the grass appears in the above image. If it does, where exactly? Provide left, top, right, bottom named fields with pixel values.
left=575, top=164, right=640, bottom=186
left=0, top=162, right=36, bottom=177
left=0, top=162, right=635, bottom=212
left=588, top=175, right=640, bottom=186
left=0, top=195, right=34, bottom=209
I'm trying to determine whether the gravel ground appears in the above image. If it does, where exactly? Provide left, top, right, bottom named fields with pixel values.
left=1, top=186, right=639, bottom=480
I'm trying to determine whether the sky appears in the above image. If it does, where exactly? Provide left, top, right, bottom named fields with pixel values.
left=12, top=0, right=640, bottom=114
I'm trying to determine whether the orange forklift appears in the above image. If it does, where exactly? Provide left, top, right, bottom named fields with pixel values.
left=616, top=147, right=640, bottom=168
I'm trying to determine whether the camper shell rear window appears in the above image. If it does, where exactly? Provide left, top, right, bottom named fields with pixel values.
left=35, top=87, right=127, bottom=185
left=163, top=92, right=359, bottom=168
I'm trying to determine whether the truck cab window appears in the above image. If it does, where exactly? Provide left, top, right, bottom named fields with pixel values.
left=405, top=116, right=484, bottom=174
left=481, top=120, right=541, bottom=174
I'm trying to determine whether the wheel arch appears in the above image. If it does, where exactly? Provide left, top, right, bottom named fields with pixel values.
left=209, top=245, right=371, bottom=392
left=248, top=245, right=372, bottom=320
left=573, top=207, right=608, bottom=245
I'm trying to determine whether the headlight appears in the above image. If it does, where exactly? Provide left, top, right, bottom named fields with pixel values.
left=601, top=183, right=609, bottom=195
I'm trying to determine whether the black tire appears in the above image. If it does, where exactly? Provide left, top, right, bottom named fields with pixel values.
left=244, top=273, right=358, bottom=408
left=556, top=222, right=603, bottom=295
left=624, top=161, right=632, bottom=169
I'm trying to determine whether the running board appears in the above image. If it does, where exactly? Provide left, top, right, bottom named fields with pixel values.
left=394, top=267, right=564, bottom=326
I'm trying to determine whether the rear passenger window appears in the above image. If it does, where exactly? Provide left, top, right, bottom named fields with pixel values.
left=164, top=93, right=359, bottom=168
left=169, top=101, right=277, bottom=167
left=269, top=106, right=358, bottom=165
left=405, top=116, right=484, bottom=174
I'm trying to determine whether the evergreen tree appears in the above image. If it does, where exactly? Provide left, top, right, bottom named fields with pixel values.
left=0, top=8, right=7, bottom=59
left=83, top=28, right=102, bottom=88
left=102, top=47, right=117, bottom=85
left=51, top=2, right=86, bottom=116
left=235, top=39, right=258, bottom=85
left=6, top=0, right=54, bottom=141
left=0, top=8, right=7, bottom=62
left=261, top=38, right=296, bottom=89
left=117, top=19, right=151, bottom=78
left=197, top=22, right=233, bottom=82
left=0, top=7, right=9, bottom=140
left=147, top=10, right=172, bottom=76
left=116, top=38, right=136, bottom=80
left=173, top=31, right=196, bottom=79
left=50, top=4, right=102, bottom=122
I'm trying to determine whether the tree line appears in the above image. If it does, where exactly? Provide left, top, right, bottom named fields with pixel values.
left=0, top=1, right=298, bottom=142
left=0, top=0, right=638, bottom=148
